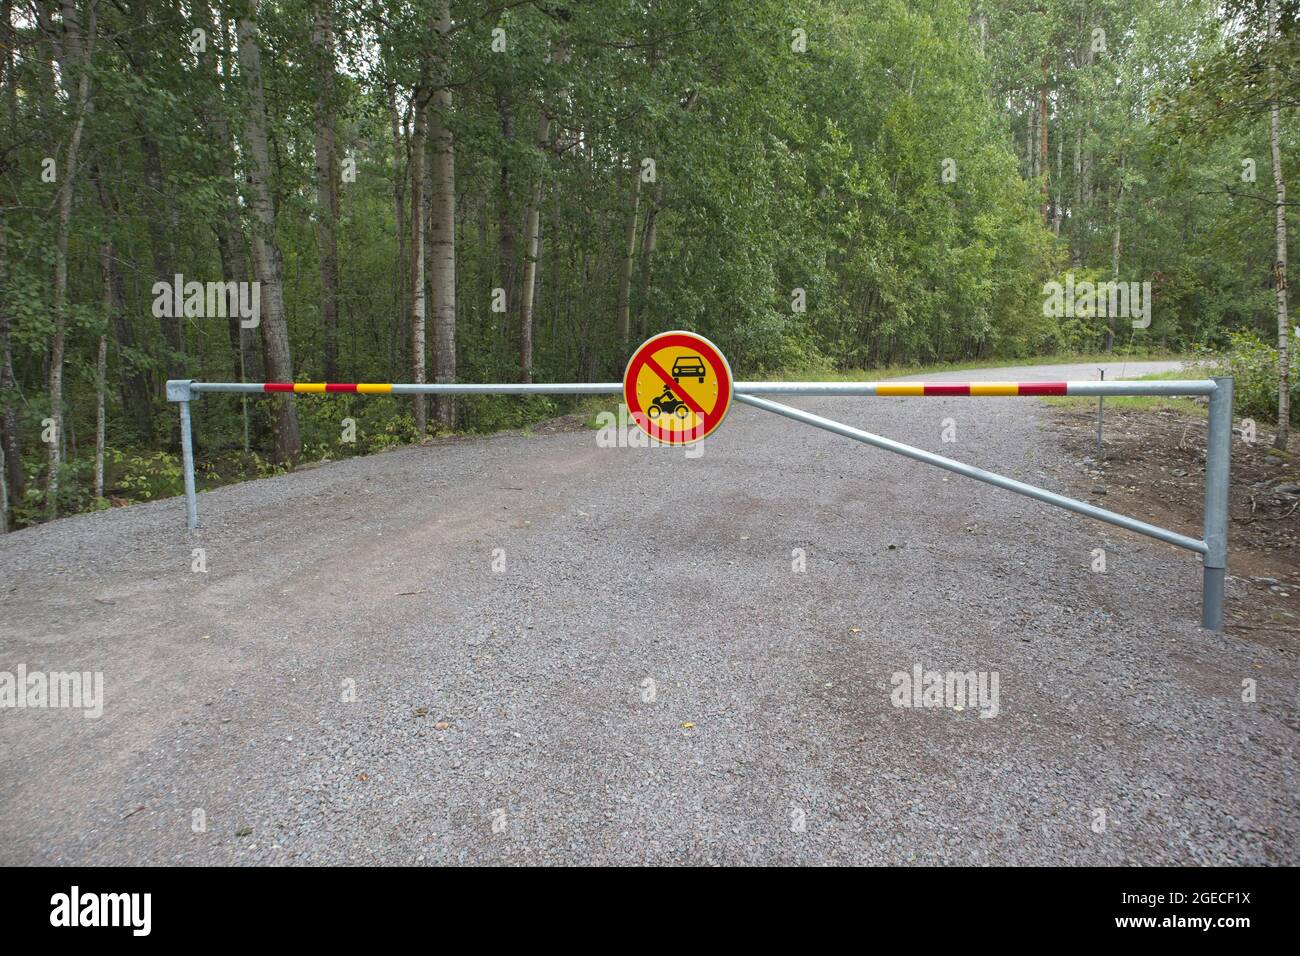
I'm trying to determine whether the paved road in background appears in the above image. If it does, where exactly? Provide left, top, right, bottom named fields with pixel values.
left=1, top=361, right=1295, bottom=864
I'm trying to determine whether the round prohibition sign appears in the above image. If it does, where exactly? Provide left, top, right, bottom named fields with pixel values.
left=623, top=330, right=733, bottom=444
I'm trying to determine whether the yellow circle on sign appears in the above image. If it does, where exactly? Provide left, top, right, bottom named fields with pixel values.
left=622, top=331, right=733, bottom=444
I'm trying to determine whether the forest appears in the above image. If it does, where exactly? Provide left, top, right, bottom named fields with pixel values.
left=0, top=0, right=1294, bottom=529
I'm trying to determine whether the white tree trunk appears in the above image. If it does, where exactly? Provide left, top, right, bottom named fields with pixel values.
left=312, top=0, right=340, bottom=380
left=616, top=163, right=641, bottom=349
left=0, top=441, right=8, bottom=532
left=1269, top=0, right=1290, bottom=447
left=409, top=93, right=428, bottom=435
left=519, top=111, right=550, bottom=384
left=94, top=335, right=105, bottom=499
left=44, top=0, right=94, bottom=517
left=238, top=5, right=301, bottom=461
left=429, top=0, right=456, bottom=424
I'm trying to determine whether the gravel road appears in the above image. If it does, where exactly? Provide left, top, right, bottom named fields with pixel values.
left=1, top=361, right=1296, bottom=865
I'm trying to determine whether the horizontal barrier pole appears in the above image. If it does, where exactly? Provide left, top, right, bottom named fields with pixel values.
left=732, top=380, right=1218, bottom=397
left=187, top=381, right=624, bottom=396
left=172, top=379, right=1218, bottom=400
left=735, top=392, right=1210, bottom=555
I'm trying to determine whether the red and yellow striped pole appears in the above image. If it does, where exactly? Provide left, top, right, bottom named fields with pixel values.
left=262, top=382, right=394, bottom=394
left=249, top=380, right=1075, bottom=396
left=872, top=382, right=1067, bottom=396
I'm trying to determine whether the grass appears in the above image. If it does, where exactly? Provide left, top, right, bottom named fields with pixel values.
left=773, top=349, right=1188, bottom=383
left=579, top=395, right=622, bottom=429
left=1039, top=367, right=1208, bottom=418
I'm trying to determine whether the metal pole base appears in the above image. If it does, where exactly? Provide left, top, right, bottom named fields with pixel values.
left=1200, top=377, right=1233, bottom=632
left=179, top=400, right=198, bottom=530
left=1201, top=566, right=1225, bottom=632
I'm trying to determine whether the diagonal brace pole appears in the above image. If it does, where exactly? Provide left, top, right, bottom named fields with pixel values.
left=734, top=392, right=1209, bottom=555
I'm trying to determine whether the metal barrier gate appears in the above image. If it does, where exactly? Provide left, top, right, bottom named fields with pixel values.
left=165, top=357, right=1232, bottom=631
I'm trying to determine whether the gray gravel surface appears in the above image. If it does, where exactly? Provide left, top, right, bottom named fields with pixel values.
left=1, top=361, right=1296, bottom=865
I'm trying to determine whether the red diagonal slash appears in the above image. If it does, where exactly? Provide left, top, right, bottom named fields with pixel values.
left=645, top=356, right=708, bottom=417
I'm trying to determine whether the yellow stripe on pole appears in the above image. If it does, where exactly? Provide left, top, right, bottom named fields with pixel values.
left=970, top=382, right=1020, bottom=396
left=356, top=383, right=393, bottom=394
left=294, top=383, right=327, bottom=393
left=876, top=383, right=925, bottom=397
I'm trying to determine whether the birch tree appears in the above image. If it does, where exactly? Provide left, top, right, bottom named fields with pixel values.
left=38, top=0, right=95, bottom=516
left=409, top=87, right=428, bottom=435
left=313, top=0, right=342, bottom=382
left=1267, top=0, right=1290, bottom=447
left=428, top=0, right=456, bottom=425
left=238, top=1, right=300, bottom=461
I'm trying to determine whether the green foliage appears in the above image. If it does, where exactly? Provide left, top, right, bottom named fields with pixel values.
left=1197, top=331, right=1300, bottom=427
left=106, top=449, right=184, bottom=501
left=0, top=0, right=1292, bottom=530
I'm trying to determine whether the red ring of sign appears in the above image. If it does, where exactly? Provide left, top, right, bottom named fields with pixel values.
left=623, top=331, right=733, bottom=444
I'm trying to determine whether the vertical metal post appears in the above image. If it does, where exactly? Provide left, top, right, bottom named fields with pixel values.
left=1096, top=368, right=1105, bottom=459
left=179, top=400, right=198, bottom=530
left=1200, top=376, right=1232, bottom=631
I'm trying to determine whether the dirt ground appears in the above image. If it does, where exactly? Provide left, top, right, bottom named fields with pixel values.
left=1052, top=403, right=1300, bottom=651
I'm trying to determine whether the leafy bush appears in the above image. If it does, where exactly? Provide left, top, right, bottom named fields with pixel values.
left=291, top=395, right=418, bottom=456
left=106, top=448, right=184, bottom=500
left=1196, top=330, right=1299, bottom=426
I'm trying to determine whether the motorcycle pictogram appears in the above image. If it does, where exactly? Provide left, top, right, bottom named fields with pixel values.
left=647, top=384, right=691, bottom=420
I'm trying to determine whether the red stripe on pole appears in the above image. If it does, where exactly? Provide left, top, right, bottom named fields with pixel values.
left=1017, top=382, right=1068, bottom=396
left=264, top=383, right=293, bottom=392
left=325, top=383, right=357, bottom=393
left=923, top=384, right=970, bottom=396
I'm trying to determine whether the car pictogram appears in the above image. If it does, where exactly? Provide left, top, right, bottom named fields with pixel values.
left=672, top=356, right=707, bottom=383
